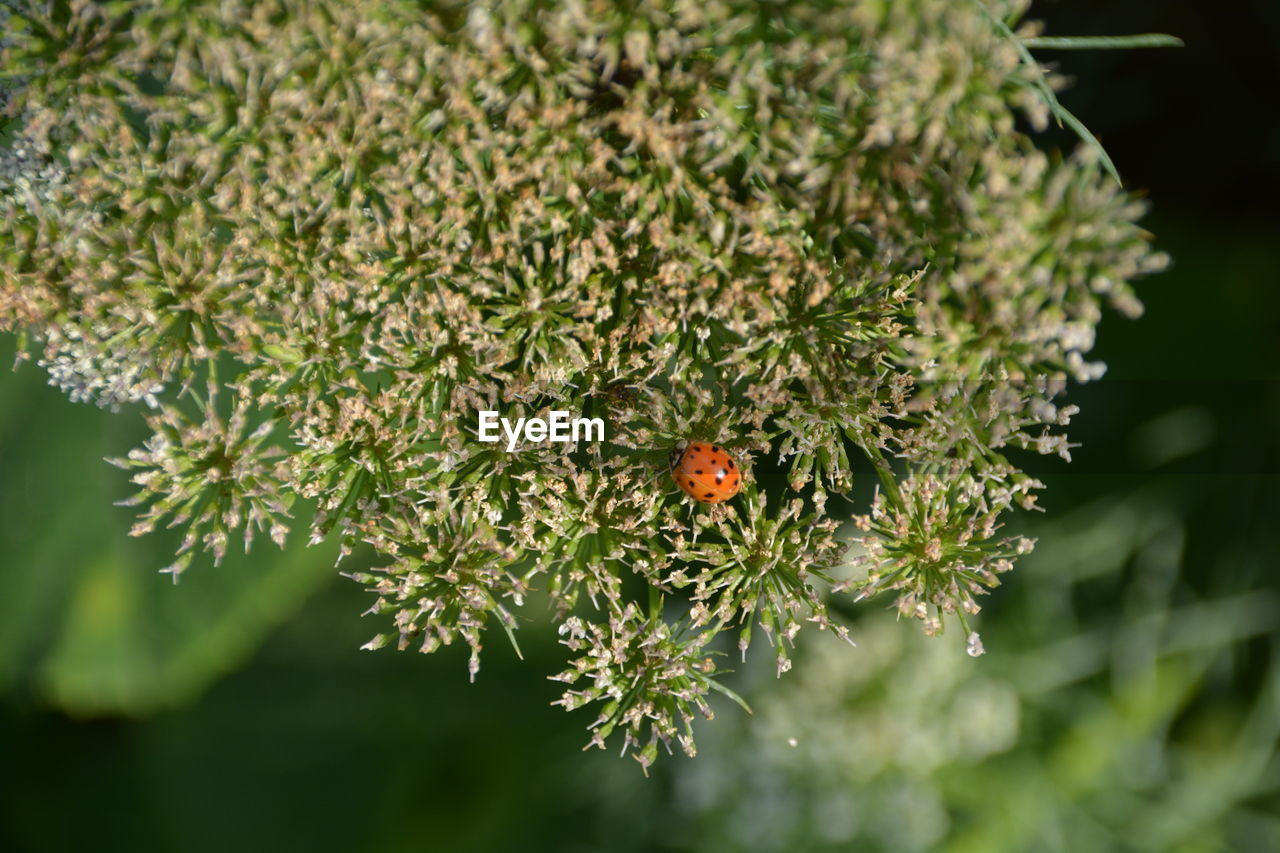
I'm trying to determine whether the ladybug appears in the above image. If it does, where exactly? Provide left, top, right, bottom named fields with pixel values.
left=670, top=440, right=742, bottom=503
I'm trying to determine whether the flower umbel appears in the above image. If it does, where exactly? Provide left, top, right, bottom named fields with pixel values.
left=110, top=397, right=292, bottom=580
left=0, top=0, right=1169, bottom=763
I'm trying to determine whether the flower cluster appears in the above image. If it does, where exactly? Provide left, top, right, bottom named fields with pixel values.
left=109, top=395, right=293, bottom=578
left=0, top=0, right=1166, bottom=764
left=551, top=608, right=725, bottom=773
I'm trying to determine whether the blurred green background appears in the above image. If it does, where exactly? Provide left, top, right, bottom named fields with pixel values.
left=2, top=2, right=1278, bottom=851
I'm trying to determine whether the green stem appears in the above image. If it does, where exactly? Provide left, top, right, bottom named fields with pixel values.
left=648, top=584, right=663, bottom=629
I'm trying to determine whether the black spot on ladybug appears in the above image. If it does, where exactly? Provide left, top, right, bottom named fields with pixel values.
left=712, top=446, right=721, bottom=453
left=727, top=459, right=735, bottom=469
left=695, top=469, right=703, bottom=475
left=716, top=470, right=725, bottom=483
left=703, top=492, right=714, bottom=499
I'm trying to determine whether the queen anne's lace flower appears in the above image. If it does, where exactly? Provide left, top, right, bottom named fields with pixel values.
left=0, top=0, right=1166, bottom=766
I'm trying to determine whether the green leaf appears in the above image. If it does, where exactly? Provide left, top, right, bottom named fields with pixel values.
left=706, top=676, right=754, bottom=715
left=1022, top=34, right=1184, bottom=51
left=1050, top=102, right=1121, bottom=186
left=974, top=0, right=1125, bottom=184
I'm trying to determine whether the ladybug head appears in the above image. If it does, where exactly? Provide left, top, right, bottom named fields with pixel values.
left=669, top=439, right=689, bottom=471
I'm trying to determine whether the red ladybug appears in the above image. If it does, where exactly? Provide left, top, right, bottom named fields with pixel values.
left=670, top=440, right=742, bottom=503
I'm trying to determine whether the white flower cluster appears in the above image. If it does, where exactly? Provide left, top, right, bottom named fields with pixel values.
left=38, top=325, right=166, bottom=411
